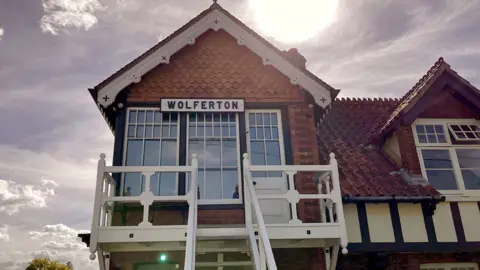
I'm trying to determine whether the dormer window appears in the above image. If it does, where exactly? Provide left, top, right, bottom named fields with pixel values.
left=412, top=119, right=480, bottom=196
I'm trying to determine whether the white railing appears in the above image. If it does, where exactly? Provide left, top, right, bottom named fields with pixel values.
left=243, top=152, right=348, bottom=267
left=243, top=153, right=277, bottom=270
left=88, top=154, right=199, bottom=262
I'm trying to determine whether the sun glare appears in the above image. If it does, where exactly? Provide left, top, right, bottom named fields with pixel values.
left=249, top=0, right=338, bottom=44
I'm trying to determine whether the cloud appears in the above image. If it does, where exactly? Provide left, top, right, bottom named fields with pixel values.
left=0, top=179, right=56, bottom=215
left=0, top=226, right=8, bottom=242
left=40, top=0, right=104, bottom=35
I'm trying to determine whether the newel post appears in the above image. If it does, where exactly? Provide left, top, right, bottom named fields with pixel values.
left=329, top=153, right=348, bottom=254
left=242, top=153, right=252, bottom=220
left=90, top=153, right=106, bottom=260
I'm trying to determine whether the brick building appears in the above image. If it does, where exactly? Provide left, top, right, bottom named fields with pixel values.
left=80, top=3, right=480, bottom=270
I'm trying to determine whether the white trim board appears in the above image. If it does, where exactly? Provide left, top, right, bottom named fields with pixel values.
left=96, top=7, right=333, bottom=108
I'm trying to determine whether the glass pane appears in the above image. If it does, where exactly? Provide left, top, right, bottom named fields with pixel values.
left=466, top=132, right=476, bottom=139
left=271, top=113, right=278, bottom=125
left=462, top=170, right=480, bottom=190
left=171, top=113, right=178, bottom=122
left=257, top=127, right=264, bottom=139
left=427, top=135, right=437, bottom=143
left=162, top=126, right=169, bottom=138
left=272, top=127, right=279, bottom=139
left=154, top=125, right=161, bottom=137
left=416, top=125, right=425, bottom=134
left=251, top=141, right=266, bottom=165
left=223, top=140, right=237, bottom=166
left=149, top=173, right=160, bottom=195
left=161, top=141, right=177, bottom=165
left=456, top=149, right=480, bottom=168
left=162, top=113, right=170, bottom=123
left=451, top=125, right=461, bottom=131
left=256, top=113, right=263, bottom=125
left=205, top=123, right=213, bottom=137
left=145, top=126, right=153, bottom=138
left=214, top=124, right=221, bottom=137
left=154, top=111, right=162, bottom=123
left=214, top=113, right=221, bottom=122
left=124, top=173, right=142, bottom=196
left=223, top=170, right=239, bottom=199
left=126, top=140, right=143, bottom=166
left=265, top=127, right=272, bottom=139
left=205, top=170, right=222, bottom=199
left=137, top=111, right=145, bottom=123
left=437, top=134, right=446, bottom=143
left=146, top=111, right=154, bottom=123
left=221, top=124, right=229, bottom=137
left=159, top=172, right=177, bottom=195
left=170, top=125, right=178, bottom=138
left=128, top=111, right=137, bottom=123
left=425, top=125, right=435, bottom=133
left=230, top=125, right=236, bottom=137
left=206, top=113, right=213, bottom=122
left=264, top=113, right=270, bottom=125
left=249, top=113, right=255, bottom=125
left=136, top=126, right=144, bottom=138
left=418, top=135, right=427, bottom=143
left=434, top=125, right=444, bottom=133
left=189, top=125, right=196, bottom=138
left=249, top=127, right=256, bottom=139
left=426, top=170, right=458, bottom=190
left=206, top=140, right=221, bottom=168
left=266, top=141, right=281, bottom=165
left=143, top=140, right=160, bottom=166
left=189, top=113, right=196, bottom=122
left=128, top=125, right=136, bottom=137
left=422, top=150, right=452, bottom=168
left=197, top=124, right=205, bottom=137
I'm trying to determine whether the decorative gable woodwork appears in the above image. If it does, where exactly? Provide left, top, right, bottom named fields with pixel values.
left=127, top=30, right=305, bottom=103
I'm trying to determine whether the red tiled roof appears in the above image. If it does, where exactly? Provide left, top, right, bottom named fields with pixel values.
left=317, top=98, right=440, bottom=197
left=368, top=58, right=449, bottom=142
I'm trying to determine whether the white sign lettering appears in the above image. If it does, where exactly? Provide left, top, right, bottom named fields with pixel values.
left=161, top=99, right=244, bottom=112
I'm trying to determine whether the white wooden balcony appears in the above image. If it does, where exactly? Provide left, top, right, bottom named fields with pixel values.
left=88, top=153, right=348, bottom=270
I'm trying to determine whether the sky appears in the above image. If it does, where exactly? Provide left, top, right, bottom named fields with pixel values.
left=0, top=0, right=479, bottom=269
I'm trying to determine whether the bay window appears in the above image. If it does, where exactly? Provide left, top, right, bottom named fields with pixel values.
left=413, top=119, right=480, bottom=195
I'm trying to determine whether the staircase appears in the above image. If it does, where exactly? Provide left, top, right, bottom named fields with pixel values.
left=88, top=153, right=347, bottom=270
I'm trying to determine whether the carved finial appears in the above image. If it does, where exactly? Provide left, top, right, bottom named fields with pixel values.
left=243, top=153, right=249, bottom=159
left=329, top=153, right=335, bottom=159
left=100, top=153, right=106, bottom=159
left=89, top=253, right=96, bottom=260
left=342, top=247, right=348, bottom=254
left=192, top=153, right=198, bottom=160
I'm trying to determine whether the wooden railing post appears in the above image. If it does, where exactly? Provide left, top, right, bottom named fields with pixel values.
left=329, top=153, right=348, bottom=254
left=184, top=154, right=198, bottom=270
left=90, top=153, right=106, bottom=260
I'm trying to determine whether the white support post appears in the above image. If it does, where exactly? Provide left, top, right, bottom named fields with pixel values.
left=329, top=245, right=339, bottom=270
left=138, top=172, right=154, bottom=227
left=259, top=237, right=267, bottom=270
left=317, top=178, right=326, bottom=223
left=90, top=153, right=106, bottom=260
left=329, top=153, right=348, bottom=255
left=184, top=154, right=198, bottom=270
left=243, top=154, right=261, bottom=270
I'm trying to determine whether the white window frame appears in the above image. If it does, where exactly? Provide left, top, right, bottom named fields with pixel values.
left=448, top=123, right=480, bottom=141
left=412, top=118, right=480, bottom=200
left=186, top=112, right=242, bottom=205
left=420, top=262, right=479, bottom=270
left=245, top=109, right=287, bottom=176
left=121, top=107, right=181, bottom=196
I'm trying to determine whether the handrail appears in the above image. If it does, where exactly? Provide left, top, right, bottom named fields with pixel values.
left=243, top=155, right=261, bottom=269
left=243, top=153, right=278, bottom=270
left=184, top=154, right=199, bottom=270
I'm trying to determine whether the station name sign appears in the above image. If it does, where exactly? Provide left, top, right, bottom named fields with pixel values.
left=161, top=99, right=244, bottom=112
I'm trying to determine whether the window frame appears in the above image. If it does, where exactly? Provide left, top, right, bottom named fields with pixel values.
left=245, top=109, right=287, bottom=175
left=186, top=112, right=242, bottom=205
left=448, top=123, right=480, bottom=141
left=412, top=118, right=480, bottom=199
left=120, top=107, right=181, bottom=197
left=420, top=262, right=479, bottom=270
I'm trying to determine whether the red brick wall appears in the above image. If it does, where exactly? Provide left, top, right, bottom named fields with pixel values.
left=393, top=90, right=477, bottom=174
left=124, top=29, right=319, bottom=225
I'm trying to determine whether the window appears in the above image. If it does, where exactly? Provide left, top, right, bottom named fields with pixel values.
left=247, top=110, right=284, bottom=177
left=448, top=124, right=480, bottom=141
left=413, top=119, right=480, bottom=195
left=420, top=262, right=478, bottom=270
left=187, top=112, right=240, bottom=203
left=122, top=109, right=179, bottom=196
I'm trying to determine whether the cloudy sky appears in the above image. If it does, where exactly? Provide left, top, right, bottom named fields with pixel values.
left=0, top=0, right=479, bottom=269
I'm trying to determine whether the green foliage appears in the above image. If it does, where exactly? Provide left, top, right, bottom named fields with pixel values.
left=25, top=257, right=72, bottom=270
